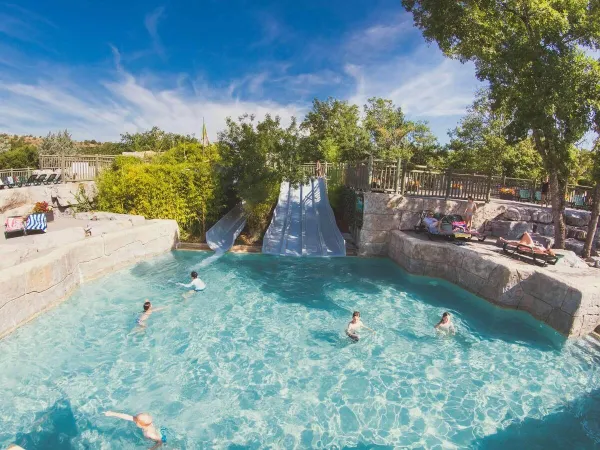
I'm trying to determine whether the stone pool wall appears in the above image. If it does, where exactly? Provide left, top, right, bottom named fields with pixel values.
left=388, top=231, right=600, bottom=337
left=0, top=219, right=179, bottom=338
left=357, top=193, right=506, bottom=257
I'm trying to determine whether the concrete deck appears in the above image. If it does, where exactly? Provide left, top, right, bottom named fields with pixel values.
left=388, top=231, right=600, bottom=337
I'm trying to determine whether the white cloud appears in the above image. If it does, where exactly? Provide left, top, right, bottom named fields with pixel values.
left=144, top=6, right=166, bottom=59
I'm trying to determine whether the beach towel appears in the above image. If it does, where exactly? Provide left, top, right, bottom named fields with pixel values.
left=25, top=213, right=47, bottom=232
left=5, top=216, right=25, bottom=232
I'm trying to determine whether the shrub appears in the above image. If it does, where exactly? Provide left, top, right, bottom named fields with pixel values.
left=96, top=144, right=224, bottom=240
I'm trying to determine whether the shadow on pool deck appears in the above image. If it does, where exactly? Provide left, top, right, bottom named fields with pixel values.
left=471, top=386, right=600, bottom=449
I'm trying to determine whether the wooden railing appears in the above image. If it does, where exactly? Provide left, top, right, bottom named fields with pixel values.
left=0, top=167, right=34, bottom=181
left=39, top=154, right=116, bottom=182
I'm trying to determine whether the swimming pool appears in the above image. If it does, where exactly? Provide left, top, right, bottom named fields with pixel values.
left=1, top=252, right=600, bottom=449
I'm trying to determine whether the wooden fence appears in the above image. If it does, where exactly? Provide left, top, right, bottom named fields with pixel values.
left=300, top=157, right=596, bottom=206
left=0, top=167, right=35, bottom=182
left=38, top=154, right=116, bottom=182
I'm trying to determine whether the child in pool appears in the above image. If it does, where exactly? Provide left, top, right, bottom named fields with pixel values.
left=104, top=411, right=166, bottom=448
left=346, top=311, right=375, bottom=341
left=178, top=271, right=206, bottom=299
left=135, top=301, right=168, bottom=329
left=434, top=312, right=456, bottom=335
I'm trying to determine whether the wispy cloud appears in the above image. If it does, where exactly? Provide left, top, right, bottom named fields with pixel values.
left=144, top=6, right=166, bottom=59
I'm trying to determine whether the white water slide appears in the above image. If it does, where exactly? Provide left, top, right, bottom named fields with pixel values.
left=262, top=177, right=346, bottom=257
left=206, top=203, right=247, bottom=253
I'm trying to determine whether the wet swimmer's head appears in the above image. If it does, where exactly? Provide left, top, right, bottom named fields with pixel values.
left=352, top=311, right=360, bottom=322
left=441, top=312, right=451, bottom=322
left=143, top=301, right=152, bottom=311
left=133, top=412, right=153, bottom=428
left=191, top=271, right=198, bottom=279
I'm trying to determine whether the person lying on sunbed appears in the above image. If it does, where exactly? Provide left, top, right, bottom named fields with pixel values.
left=499, top=232, right=556, bottom=256
left=422, top=214, right=442, bottom=234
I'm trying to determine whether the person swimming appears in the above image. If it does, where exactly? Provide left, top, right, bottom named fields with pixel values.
left=135, top=300, right=168, bottom=329
left=346, top=311, right=375, bottom=341
left=178, top=271, right=206, bottom=292
left=434, top=312, right=456, bottom=335
left=104, top=411, right=166, bottom=447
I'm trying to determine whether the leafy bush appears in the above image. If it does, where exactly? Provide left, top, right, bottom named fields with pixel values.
left=96, top=143, right=224, bottom=240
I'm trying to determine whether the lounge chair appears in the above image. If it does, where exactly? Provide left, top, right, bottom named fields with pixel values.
left=4, top=216, right=26, bottom=239
left=44, top=173, right=58, bottom=184
left=534, top=191, right=542, bottom=202
left=33, top=174, right=47, bottom=185
left=5, top=176, right=17, bottom=188
left=23, top=174, right=38, bottom=186
left=518, top=189, right=531, bottom=202
left=501, top=240, right=558, bottom=267
left=572, top=195, right=588, bottom=210
left=54, top=174, right=62, bottom=184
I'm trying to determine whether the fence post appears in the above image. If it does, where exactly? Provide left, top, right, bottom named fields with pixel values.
left=394, top=158, right=402, bottom=193
left=445, top=169, right=453, bottom=199
left=400, top=161, right=407, bottom=195
left=486, top=173, right=492, bottom=202
left=95, top=155, right=100, bottom=180
left=10, top=168, right=14, bottom=180
left=367, top=155, right=373, bottom=192
left=61, top=153, right=66, bottom=184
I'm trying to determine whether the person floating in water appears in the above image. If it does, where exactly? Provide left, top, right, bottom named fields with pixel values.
left=104, top=411, right=166, bottom=448
left=434, top=312, right=456, bottom=335
left=135, top=300, right=168, bottom=329
left=346, top=311, right=374, bottom=342
left=178, top=271, right=206, bottom=299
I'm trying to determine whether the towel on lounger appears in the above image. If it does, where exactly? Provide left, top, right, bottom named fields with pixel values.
left=25, top=213, right=47, bottom=232
left=4, top=216, right=25, bottom=232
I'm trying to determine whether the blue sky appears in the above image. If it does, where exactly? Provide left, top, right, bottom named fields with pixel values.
left=0, top=0, right=483, bottom=143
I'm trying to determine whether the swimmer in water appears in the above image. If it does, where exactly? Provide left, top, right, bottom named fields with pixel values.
left=104, top=411, right=166, bottom=448
left=135, top=301, right=168, bottom=329
left=346, top=311, right=375, bottom=342
left=434, top=312, right=456, bottom=335
left=178, top=271, right=206, bottom=299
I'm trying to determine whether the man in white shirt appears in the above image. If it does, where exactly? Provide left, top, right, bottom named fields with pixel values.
left=178, top=271, right=206, bottom=298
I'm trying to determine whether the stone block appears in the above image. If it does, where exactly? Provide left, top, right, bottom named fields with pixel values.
left=519, top=294, right=554, bottom=321
left=504, top=207, right=531, bottom=222
left=575, top=229, right=587, bottom=242
left=536, top=224, right=555, bottom=237
left=397, top=211, right=422, bottom=231
left=520, top=273, right=569, bottom=308
left=564, top=239, right=585, bottom=255
left=362, top=213, right=399, bottom=231
left=565, top=210, right=590, bottom=227
left=561, top=288, right=583, bottom=316
left=545, top=308, right=576, bottom=336
left=491, top=220, right=533, bottom=239
left=462, top=254, right=500, bottom=280
left=358, top=242, right=387, bottom=257
left=531, top=209, right=553, bottom=224
left=456, top=268, right=486, bottom=295
left=359, top=229, right=389, bottom=245
left=581, top=314, right=600, bottom=335
left=529, top=233, right=554, bottom=249
left=554, top=250, right=589, bottom=269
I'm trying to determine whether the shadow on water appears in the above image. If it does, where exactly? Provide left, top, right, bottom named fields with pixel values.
left=12, top=399, right=81, bottom=450
left=471, top=387, right=600, bottom=449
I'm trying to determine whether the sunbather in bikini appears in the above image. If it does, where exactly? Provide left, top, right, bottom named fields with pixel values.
left=499, top=232, right=555, bottom=256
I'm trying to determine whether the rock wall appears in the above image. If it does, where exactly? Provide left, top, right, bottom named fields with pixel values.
left=0, top=219, right=179, bottom=338
left=388, top=231, right=600, bottom=337
left=358, top=193, right=506, bottom=256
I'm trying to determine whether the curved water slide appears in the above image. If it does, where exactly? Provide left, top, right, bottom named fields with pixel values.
left=262, top=177, right=346, bottom=257
left=206, top=203, right=247, bottom=253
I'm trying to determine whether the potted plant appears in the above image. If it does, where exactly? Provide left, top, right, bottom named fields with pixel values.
left=499, top=187, right=515, bottom=200
left=32, top=201, right=54, bottom=222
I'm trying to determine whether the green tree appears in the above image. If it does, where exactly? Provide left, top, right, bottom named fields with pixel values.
left=0, top=135, right=39, bottom=169
left=447, top=92, right=543, bottom=179
left=301, top=98, right=370, bottom=162
left=39, top=130, right=76, bottom=156
left=402, top=0, right=600, bottom=247
left=0, top=135, right=10, bottom=153
left=218, top=114, right=305, bottom=242
left=363, top=97, right=439, bottom=163
left=583, top=132, right=600, bottom=258
left=120, top=126, right=197, bottom=153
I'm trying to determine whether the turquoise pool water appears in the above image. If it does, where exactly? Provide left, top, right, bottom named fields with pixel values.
left=1, top=252, right=600, bottom=449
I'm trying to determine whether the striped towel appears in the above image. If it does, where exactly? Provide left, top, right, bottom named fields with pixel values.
left=25, top=213, right=47, bottom=232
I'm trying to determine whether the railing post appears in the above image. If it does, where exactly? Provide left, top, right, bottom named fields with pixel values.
left=367, top=155, right=373, bottom=192
left=394, top=157, right=401, bottom=194
left=400, top=161, right=407, bottom=195
left=61, top=153, right=66, bottom=184
left=486, top=173, right=492, bottom=202
left=95, top=155, right=100, bottom=180
left=10, top=168, right=14, bottom=180
left=445, top=169, right=453, bottom=199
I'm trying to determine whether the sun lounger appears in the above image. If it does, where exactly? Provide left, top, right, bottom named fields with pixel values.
left=572, top=195, right=588, bottom=210
left=501, top=240, right=558, bottom=267
left=518, top=189, right=531, bottom=202
left=3, top=177, right=16, bottom=188
left=534, top=191, right=542, bottom=202
left=33, top=174, right=47, bottom=185
left=44, top=173, right=58, bottom=184
left=23, top=174, right=38, bottom=186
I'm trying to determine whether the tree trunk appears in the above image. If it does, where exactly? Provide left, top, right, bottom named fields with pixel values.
left=550, top=170, right=567, bottom=248
left=583, top=182, right=600, bottom=258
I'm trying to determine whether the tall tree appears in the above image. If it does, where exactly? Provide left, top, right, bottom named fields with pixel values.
left=448, top=92, right=543, bottom=179
left=39, top=130, right=77, bottom=156
left=402, top=0, right=600, bottom=248
left=583, top=132, right=600, bottom=259
left=363, top=97, right=439, bottom=163
left=301, top=98, right=370, bottom=162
